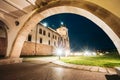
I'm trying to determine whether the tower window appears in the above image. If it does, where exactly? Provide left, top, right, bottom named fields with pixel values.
left=40, top=38, right=42, bottom=43
left=28, top=35, right=32, bottom=41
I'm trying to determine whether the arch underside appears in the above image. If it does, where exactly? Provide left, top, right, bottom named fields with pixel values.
left=0, top=20, right=7, bottom=57
left=9, top=1, right=120, bottom=58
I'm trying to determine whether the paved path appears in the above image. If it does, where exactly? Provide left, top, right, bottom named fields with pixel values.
left=0, top=62, right=120, bottom=80
left=23, top=57, right=117, bottom=74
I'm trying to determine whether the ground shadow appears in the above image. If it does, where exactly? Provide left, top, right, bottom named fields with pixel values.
left=105, top=75, right=120, bottom=80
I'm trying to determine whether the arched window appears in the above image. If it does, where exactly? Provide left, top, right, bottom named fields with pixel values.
left=40, top=38, right=42, bottom=43
left=39, top=28, right=42, bottom=34
left=43, top=30, right=46, bottom=35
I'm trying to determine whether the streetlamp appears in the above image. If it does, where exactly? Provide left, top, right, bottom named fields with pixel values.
left=55, top=47, right=63, bottom=60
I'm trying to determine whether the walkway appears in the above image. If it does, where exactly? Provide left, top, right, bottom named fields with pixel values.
left=23, top=57, right=117, bottom=74
left=0, top=62, right=119, bottom=80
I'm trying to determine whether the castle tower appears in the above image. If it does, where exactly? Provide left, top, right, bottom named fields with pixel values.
left=56, top=25, right=70, bottom=56
left=56, top=25, right=68, bottom=36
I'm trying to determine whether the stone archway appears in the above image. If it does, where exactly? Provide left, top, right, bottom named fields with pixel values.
left=9, top=2, right=120, bottom=58
left=0, top=20, right=8, bottom=58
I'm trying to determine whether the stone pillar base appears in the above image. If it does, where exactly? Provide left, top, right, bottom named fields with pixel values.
left=0, top=58, right=23, bottom=65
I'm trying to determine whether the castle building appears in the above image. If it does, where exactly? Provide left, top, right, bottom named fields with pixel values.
left=21, top=23, right=70, bottom=56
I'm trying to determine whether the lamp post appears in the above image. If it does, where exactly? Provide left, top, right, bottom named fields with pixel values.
left=56, top=47, right=63, bottom=60
left=59, top=55, right=60, bottom=60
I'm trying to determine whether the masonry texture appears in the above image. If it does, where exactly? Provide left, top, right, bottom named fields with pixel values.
left=21, top=41, right=53, bottom=55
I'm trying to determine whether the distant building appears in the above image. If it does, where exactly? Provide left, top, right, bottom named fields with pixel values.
left=21, top=23, right=70, bottom=56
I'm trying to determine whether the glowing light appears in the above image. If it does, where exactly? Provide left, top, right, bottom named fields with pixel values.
left=56, top=48, right=63, bottom=55
left=42, top=22, right=48, bottom=27
left=84, top=51, right=90, bottom=56
left=83, top=50, right=96, bottom=56
left=92, top=52, right=97, bottom=56
left=74, top=52, right=83, bottom=56
left=53, top=46, right=64, bottom=56
left=53, top=46, right=65, bottom=60
left=61, top=22, right=64, bottom=25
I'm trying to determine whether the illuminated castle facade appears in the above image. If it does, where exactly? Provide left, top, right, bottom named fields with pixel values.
left=21, top=23, right=70, bottom=56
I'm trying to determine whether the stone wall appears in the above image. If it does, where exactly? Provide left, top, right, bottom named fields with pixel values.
left=21, top=41, right=53, bottom=56
left=0, top=38, right=7, bottom=56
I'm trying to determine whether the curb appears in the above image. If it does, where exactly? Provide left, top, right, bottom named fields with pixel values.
left=51, top=60, right=117, bottom=74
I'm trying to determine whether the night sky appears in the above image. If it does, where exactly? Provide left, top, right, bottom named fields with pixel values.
left=40, top=13, right=116, bottom=52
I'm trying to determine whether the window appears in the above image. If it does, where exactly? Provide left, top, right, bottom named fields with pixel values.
left=54, top=41, right=56, bottom=46
left=48, top=32, right=50, bottom=37
left=48, top=40, right=50, bottom=45
left=53, top=35, right=54, bottom=39
left=43, top=30, right=46, bottom=35
left=28, top=35, right=32, bottom=41
left=55, top=36, right=57, bottom=40
left=40, top=38, right=42, bottom=43
left=39, top=28, right=42, bottom=34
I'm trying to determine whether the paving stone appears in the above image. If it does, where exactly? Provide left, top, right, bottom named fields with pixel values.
left=90, top=66, right=99, bottom=72
left=107, top=68, right=117, bottom=74
left=98, top=67, right=107, bottom=73
left=77, top=65, right=85, bottom=70
left=83, top=66, right=92, bottom=71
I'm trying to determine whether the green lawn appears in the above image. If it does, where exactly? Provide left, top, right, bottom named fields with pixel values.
left=61, top=53, right=120, bottom=67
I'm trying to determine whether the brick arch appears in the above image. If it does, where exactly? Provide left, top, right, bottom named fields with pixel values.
left=10, top=6, right=120, bottom=57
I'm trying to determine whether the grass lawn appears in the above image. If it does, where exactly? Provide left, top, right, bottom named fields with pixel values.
left=61, top=53, right=120, bottom=68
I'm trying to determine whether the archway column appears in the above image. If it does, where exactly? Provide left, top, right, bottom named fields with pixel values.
left=10, top=13, right=45, bottom=58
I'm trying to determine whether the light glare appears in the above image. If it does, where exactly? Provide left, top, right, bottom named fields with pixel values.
left=42, top=22, right=47, bottom=27
left=61, top=22, right=63, bottom=25
left=56, top=48, right=63, bottom=55
left=84, top=50, right=96, bottom=56
left=53, top=46, right=65, bottom=56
